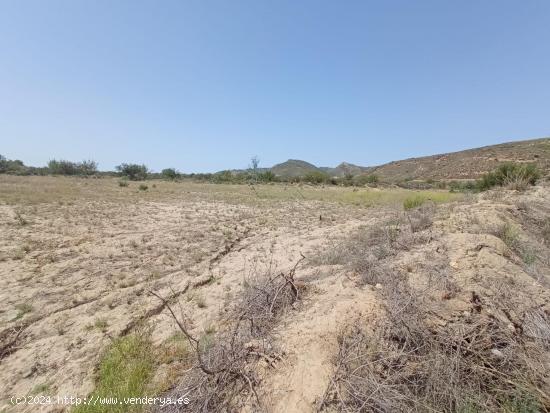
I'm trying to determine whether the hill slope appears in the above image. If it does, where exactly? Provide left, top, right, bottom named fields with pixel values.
left=367, top=137, right=550, bottom=181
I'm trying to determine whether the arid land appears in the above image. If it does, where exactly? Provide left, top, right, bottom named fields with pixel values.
left=1, top=175, right=549, bottom=412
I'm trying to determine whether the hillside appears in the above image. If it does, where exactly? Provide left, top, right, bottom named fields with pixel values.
left=271, top=159, right=320, bottom=177
left=367, top=137, right=550, bottom=181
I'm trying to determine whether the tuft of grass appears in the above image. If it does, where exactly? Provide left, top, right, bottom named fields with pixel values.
left=403, top=194, right=426, bottom=210
left=495, top=223, right=520, bottom=250
left=74, top=333, right=154, bottom=413
left=14, top=303, right=33, bottom=320
left=86, top=318, right=109, bottom=332
left=118, top=180, right=129, bottom=187
left=14, top=210, right=29, bottom=226
left=138, top=184, right=148, bottom=191
left=30, top=382, right=51, bottom=395
left=195, top=295, right=207, bottom=309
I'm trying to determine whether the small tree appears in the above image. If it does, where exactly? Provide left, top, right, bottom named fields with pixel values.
left=161, top=168, right=180, bottom=180
left=116, top=163, right=148, bottom=181
left=79, top=160, right=98, bottom=175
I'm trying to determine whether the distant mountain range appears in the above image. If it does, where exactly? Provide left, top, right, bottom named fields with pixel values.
left=244, top=137, right=550, bottom=181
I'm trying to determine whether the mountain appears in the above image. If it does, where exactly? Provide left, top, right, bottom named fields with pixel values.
left=271, top=159, right=321, bottom=177
left=324, top=162, right=370, bottom=177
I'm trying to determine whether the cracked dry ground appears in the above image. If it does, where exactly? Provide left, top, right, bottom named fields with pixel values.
left=0, top=177, right=373, bottom=412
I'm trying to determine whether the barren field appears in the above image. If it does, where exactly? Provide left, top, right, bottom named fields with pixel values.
left=1, top=176, right=549, bottom=413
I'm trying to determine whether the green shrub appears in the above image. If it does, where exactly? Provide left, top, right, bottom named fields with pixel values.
left=403, top=194, right=426, bottom=210
left=116, top=163, right=148, bottom=181
left=449, top=180, right=477, bottom=192
left=342, top=173, right=354, bottom=186
left=257, top=170, right=276, bottom=182
left=118, top=180, right=129, bottom=187
left=161, top=168, right=180, bottom=180
left=138, top=184, right=148, bottom=191
left=355, top=174, right=379, bottom=186
left=477, top=163, right=540, bottom=191
left=303, top=171, right=329, bottom=184
left=211, top=170, right=234, bottom=183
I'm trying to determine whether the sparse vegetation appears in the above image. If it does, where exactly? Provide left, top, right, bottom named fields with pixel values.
left=138, top=184, right=148, bottom=191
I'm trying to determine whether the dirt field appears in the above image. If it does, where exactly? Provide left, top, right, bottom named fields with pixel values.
left=1, top=176, right=549, bottom=413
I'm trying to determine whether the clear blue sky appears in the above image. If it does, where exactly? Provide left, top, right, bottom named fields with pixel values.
left=1, top=0, right=549, bottom=172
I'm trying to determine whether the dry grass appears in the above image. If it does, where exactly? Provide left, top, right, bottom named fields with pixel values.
left=313, top=206, right=435, bottom=286
left=320, top=275, right=550, bottom=412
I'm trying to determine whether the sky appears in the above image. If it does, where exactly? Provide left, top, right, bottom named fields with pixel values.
left=1, top=0, right=549, bottom=173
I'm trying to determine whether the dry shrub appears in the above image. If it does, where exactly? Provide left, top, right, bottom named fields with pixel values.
left=405, top=203, right=435, bottom=233
left=320, top=276, right=550, bottom=413
left=153, top=257, right=305, bottom=412
left=315, top=211, right=434, bottom=286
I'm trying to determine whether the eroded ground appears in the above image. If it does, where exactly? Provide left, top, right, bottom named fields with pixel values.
left=2, top=176, right=549, bottom=413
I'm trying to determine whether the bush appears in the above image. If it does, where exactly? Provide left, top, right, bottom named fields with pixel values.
left=353, top=174, right=379, bottom=187
left=449, top=180, right=477, bottom=192
left=211, top=170, right=235, bottom=183
left=303, top=171, right=329, bottom=184
left=477, top=163, right=540, bottom=191
left=0, top=155, right=28, bottom=174
left=138, top=184, right=148, bottom=191
left=116, top=163, right=148, bottom=181
left=48, top=159, right=98, bottom=175
left=118, top=180, right=129, bottom=187
left=403, top=194, right=426, bottom=210
left=161, top=168, right=180, bottom=180
left=257, top=170, right=276, bottom=182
